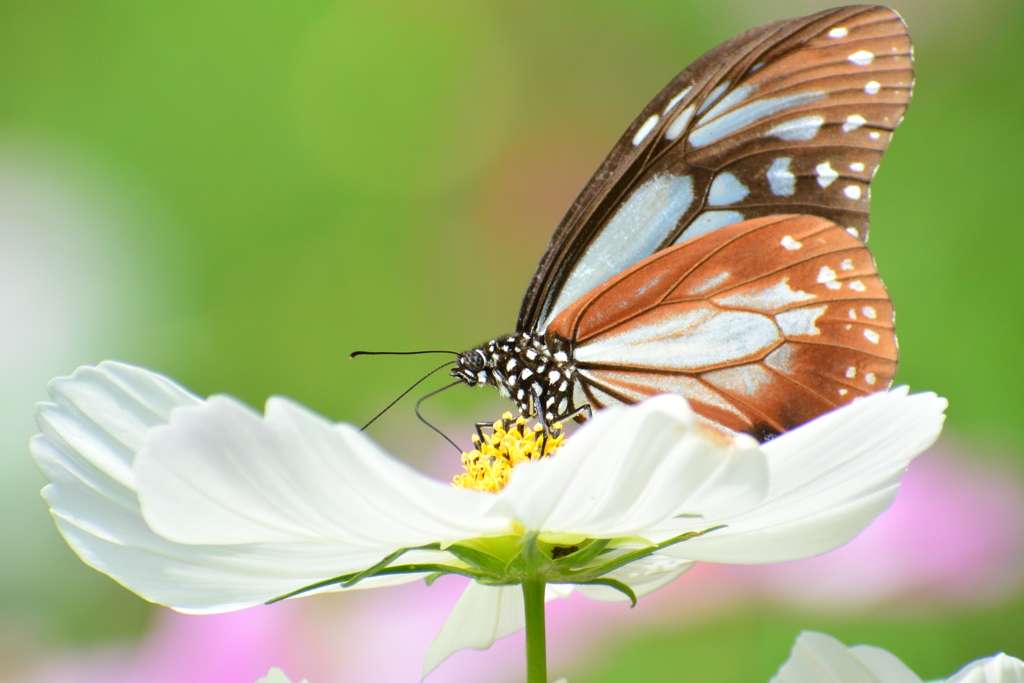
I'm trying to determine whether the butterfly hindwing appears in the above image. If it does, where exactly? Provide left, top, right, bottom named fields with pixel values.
left=545, top=214, right=897, bottom=436
left=519, top=5, right=913, bottom=334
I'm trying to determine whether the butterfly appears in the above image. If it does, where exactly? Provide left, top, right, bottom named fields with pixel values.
left=451, top=5, right=913, bottom=441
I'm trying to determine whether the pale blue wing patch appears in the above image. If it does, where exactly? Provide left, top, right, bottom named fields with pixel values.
left=689, top=91, right=826, bottom=147
left=664, top=104, right=696, bottom=141
left=767, top=157, right=796, bottom=196
left=707, top=172, right=750, bottom=206
left=574, top=304, right=780, bottom=371
left=662, top=85, right=694, bottom=115
left=767, top=115, right=826, bottom=141
left=675, top=210, right=744, bottom=243
left=542, top=173, right=695, bottom=329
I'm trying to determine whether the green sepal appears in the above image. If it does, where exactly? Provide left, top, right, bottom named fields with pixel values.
left=552, top=538, right=610, bottom=568
left=266, top=525, right=727, bottom=606
left=522, top=532, right=543, bottom=565
left=536, top=531, right=588, bottom=546
left=606, top=534, right=655, bottom=546
left=551, top=525, right=725, bottom=584
left=502, top=531, right=539, bottom=577
left=265, top=542, right=458, bottom=603
left=446, top=543, right=513, bottom=576
left=340, top=542, right=442, bottom=588
left=455, top=535, right=524, bottom=563
left=658, top=525, right=726, bottom=549
left=575, top=577, right=638, bottom=607
left=360, top=563, right=485, bottom=581
left=424, top=572, right=444, bottom=587
left=267, top=574, right=352, bottom=604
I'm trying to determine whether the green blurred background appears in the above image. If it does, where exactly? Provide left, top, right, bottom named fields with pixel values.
left=1, top=1, right=1022, bottom=681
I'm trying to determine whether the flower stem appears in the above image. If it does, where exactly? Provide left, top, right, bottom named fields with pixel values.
left=522, top=578, right=548, bottom=683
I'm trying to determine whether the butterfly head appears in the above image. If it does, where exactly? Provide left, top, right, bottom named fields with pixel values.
left=452, top=348, right=492, bottom=387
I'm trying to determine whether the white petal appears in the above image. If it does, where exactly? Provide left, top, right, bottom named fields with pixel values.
left=770, top=631, right=921, bottom=682
left=137, top=395, right=502, bottom=547
left=945, top=653, right=1024, bottom=683
left=490, top=394, right=767, bottom=538
left=423, top=582, right=524, bottom=676
left=31, top=362, right=466, bottom=613
left=33, top=361, right=202, bottom=501
left=423, top=582, right=574, bottom=676
left=33, top=361, right=198, bottom=548
left=847, top=645, right=924, bottom=682
left=658, top=388, right=947, bottom=563
left=54, top=507, right=438, bottom=612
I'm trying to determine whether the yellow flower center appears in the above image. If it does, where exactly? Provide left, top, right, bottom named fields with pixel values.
left=452, top=412, right=565, bottom=493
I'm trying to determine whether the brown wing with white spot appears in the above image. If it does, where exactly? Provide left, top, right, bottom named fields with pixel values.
left=519, top=5, right=913, bottom=334
left=545, top=215, right=897, bottom=439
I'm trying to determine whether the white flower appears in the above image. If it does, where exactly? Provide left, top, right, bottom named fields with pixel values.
left=255, top=668, right=308, bottom=683
left=947, top=654, right=1024, bottom=683
left=772, top=631, right=1024, bottom=683
left=32, top=361, right=946, bottom=674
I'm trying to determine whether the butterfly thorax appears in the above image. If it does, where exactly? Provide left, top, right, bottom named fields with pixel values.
left=453, top=333, right=577, bottom=422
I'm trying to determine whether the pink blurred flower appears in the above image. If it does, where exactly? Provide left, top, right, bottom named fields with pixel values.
left=721, top=445, right=1024, bottom=608
left=23, top=601, right=309, bottom=683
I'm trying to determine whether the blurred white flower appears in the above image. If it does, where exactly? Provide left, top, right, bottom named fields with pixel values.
left=947, top=653, right=1024, bottom=683
left=256, top=668, right=307, bottom=683
left=772, top=631, right=1024, bottom=683
left=32, top=361, right=946, bottom=673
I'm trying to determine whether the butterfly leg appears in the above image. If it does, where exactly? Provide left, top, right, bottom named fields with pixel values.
left=557, top=403, right=592, bottom=425
left=475, top=411, right=519, bottom=444
left=529, top=386, right=549, bottom=432
left=474, top=421, right=491, bottom=444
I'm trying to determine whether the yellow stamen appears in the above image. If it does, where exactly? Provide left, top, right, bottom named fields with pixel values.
left=452, top=412, right=565, bottom=493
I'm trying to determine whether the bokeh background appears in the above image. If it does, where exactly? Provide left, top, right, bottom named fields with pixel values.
left=2, top=1, right=1022, bottom=681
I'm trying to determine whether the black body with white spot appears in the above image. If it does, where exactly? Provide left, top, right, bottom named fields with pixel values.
left=453, top=333, right=577, bottom=423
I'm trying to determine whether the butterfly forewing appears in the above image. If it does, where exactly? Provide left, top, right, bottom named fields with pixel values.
left=519, top=5, right=913, bottom=333
left=448, top=6, right=911, bottom=440
left=545, top=215, right=897, bottom=437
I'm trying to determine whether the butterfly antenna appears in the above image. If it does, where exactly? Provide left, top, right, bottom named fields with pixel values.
left=350, top=350, right=458, bottom=358
left=360, top=360, right=456, bottom=431
left=415, top=380, right=463, bottom=452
